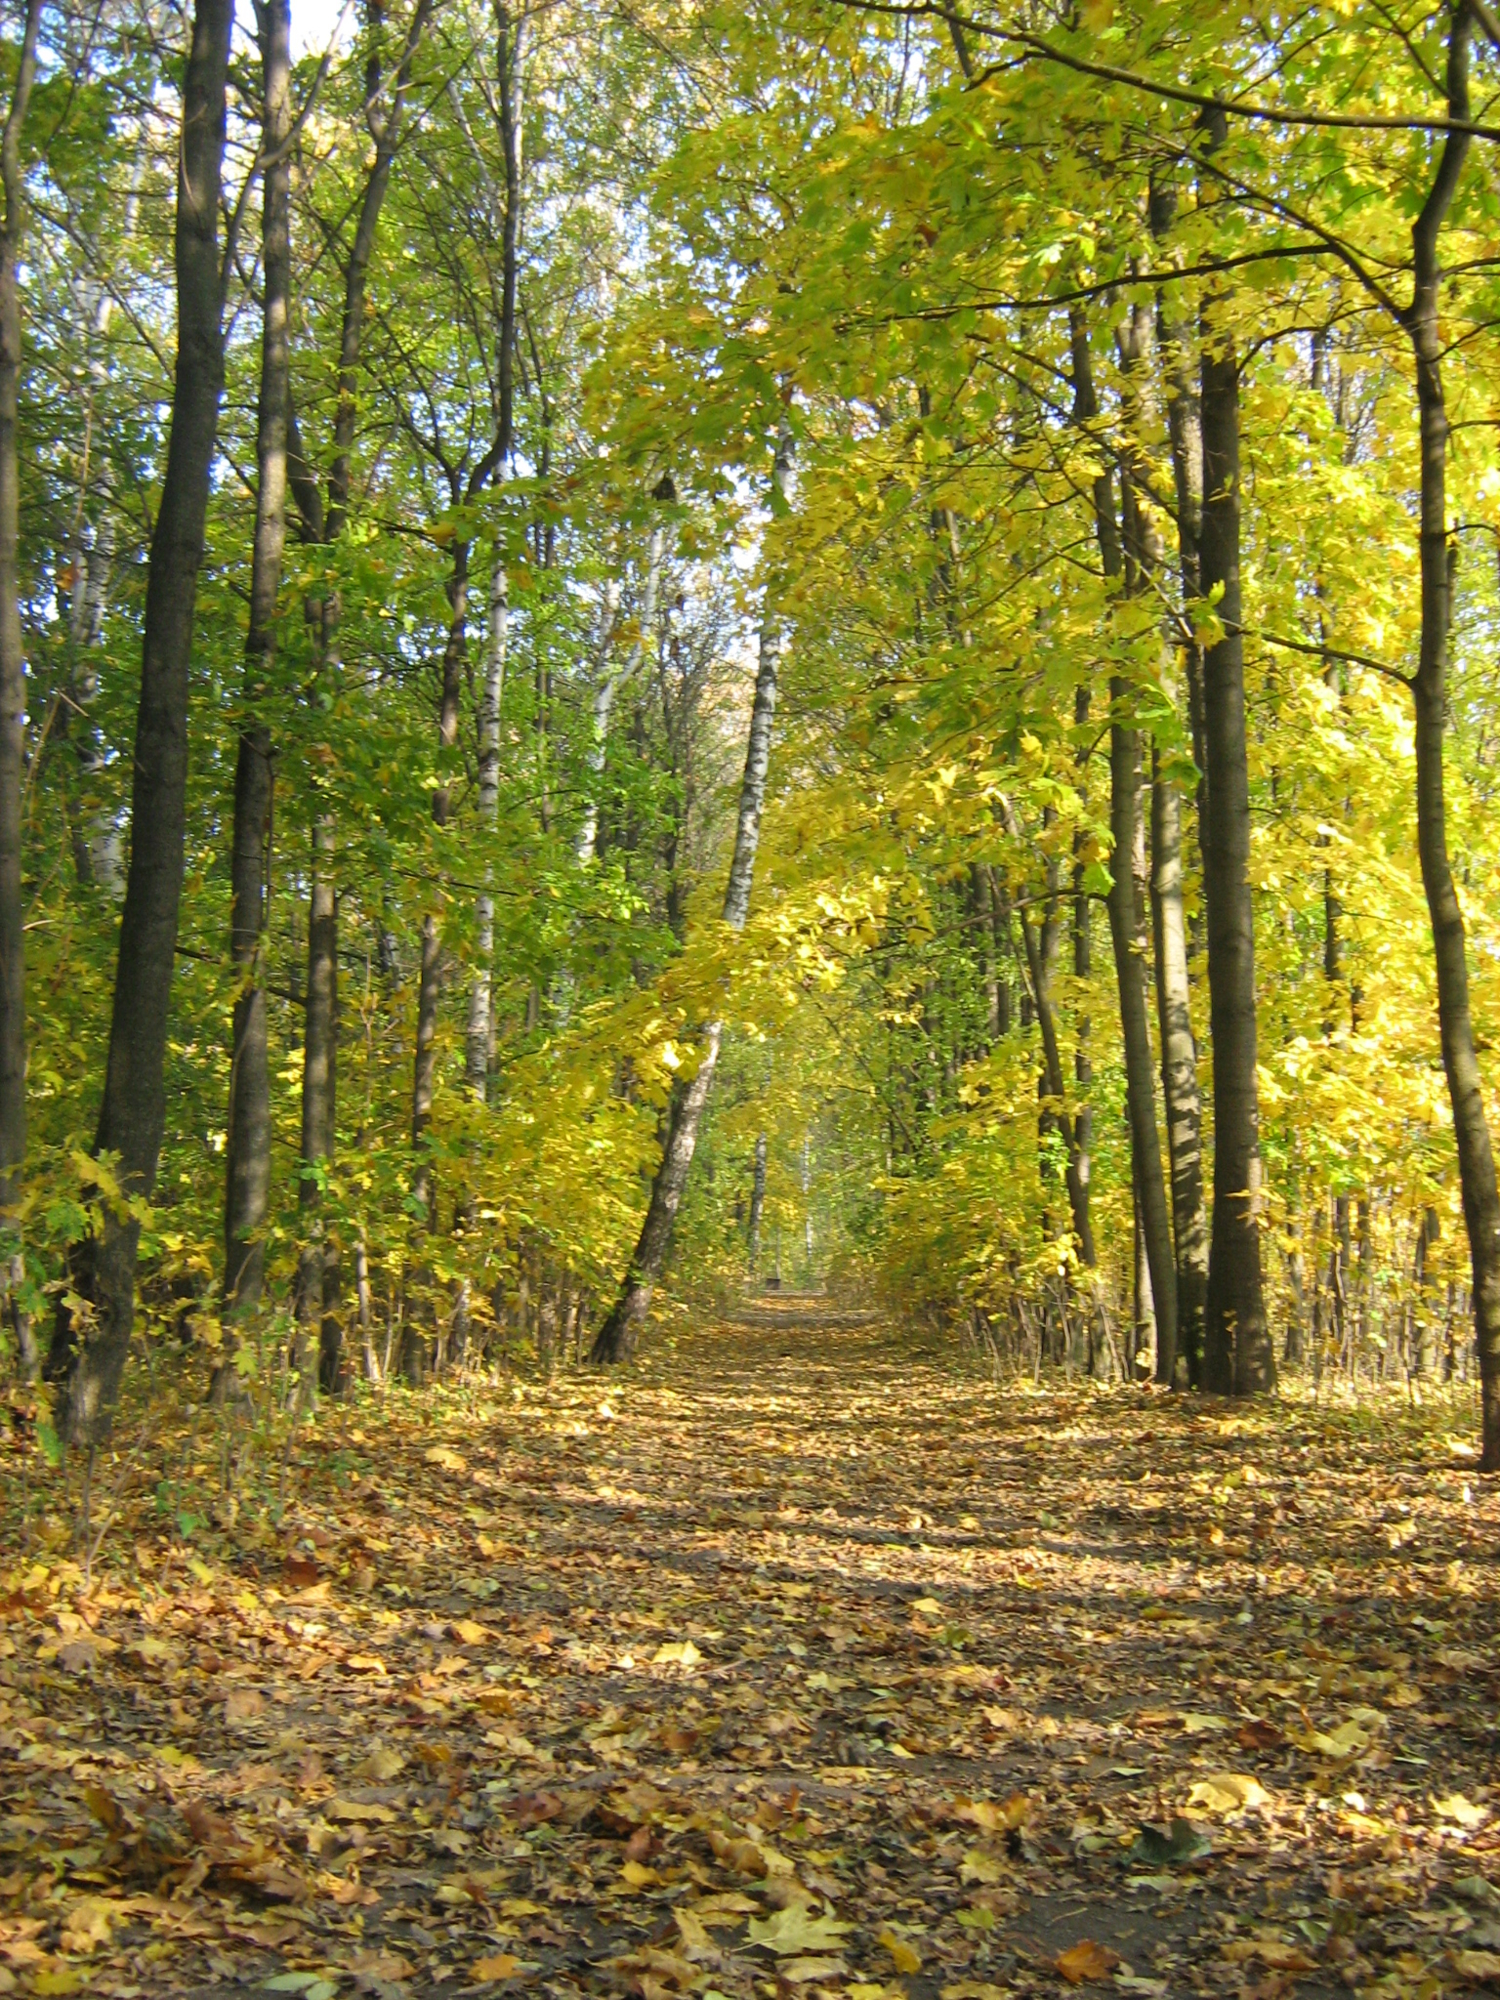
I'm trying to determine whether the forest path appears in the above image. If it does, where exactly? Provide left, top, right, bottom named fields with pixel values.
left=3, top=1300, right=1499, bottom=1999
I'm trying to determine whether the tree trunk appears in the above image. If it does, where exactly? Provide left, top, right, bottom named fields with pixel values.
left=222, top=0, right=292, bottom=1341
left=1151, top=745, right=1207, bottom=1381
left=47, top=0, right=233, bottom=1443
left=1003, top=804, right=1095, bottom=1268
left=591, top=427, right=790, bottom=1361
left=291, top=0, right=434, bottom=1380
left=1403, top=9, right=1500, bottom=1466
left=1071, top=686, right=1093, bottom=1267
left=1108, top=692, right=1178, bottom=1383
left=295, top=818, right=337, bottom=1388
left=412, top=540, right=469, bottom=1223
left=468, top=560, right=507, bottom=1098
left=748, top=1131, right=767, bottom=1275
left=1197, top=122, right=1272, bottom=1396
left=0, top=0, right=41, bottom=1366
left=1071, top=304, right=1171, bottom=1365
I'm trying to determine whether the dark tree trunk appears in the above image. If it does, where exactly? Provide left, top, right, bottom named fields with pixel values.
left=0, top=0, right=41, bottom=1363
left=1197, top=129, right=1272, bottom=1395
left=592, top=428, right=791, bottom=1362
left=47, top=0, right=233, bottom=1443
left=295, top=819, right=337, bottom=1384
left=1071, top=686, right=1093, bottom=1265
left=1151, top=746, right=1207, bottom=1380
left=748, top=1132, right=767, bottom=1274
left=1071, top=305, right=1173, bottom=1368
left=1004, top=803, right=1095, bottom=1269
left=1108, top=692, right=1178, bottom=1384
left=1402, top=10, right=1500, bottom=1465
left=222, top=0, right=292, bottom=1345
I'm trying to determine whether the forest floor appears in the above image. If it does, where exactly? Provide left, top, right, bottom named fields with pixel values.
left=2, top=1299, right=1500, bottom=2000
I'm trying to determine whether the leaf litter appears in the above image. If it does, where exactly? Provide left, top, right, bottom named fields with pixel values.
left=0, top=1300, right=1498, bottom=2000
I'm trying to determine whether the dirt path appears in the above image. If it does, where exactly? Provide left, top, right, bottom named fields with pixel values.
left=2, top=1300, right=1498, bottom=1999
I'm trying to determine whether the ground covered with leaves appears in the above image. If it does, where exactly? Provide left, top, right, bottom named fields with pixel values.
left=2, top=1301, right=1499, bottom=2000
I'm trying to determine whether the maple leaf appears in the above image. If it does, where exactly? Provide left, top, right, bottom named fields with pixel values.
left=747, top=1907, right=851, bottom=1955
left=1056, top=1941, right=1121, bottom=1984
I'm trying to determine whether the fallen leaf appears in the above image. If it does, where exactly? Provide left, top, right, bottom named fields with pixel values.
left=780, top=1959, right=848, bottom=1984
left=1223, top=1940, right=1316, bottom=1971
left=1184, top=1773, right=1270, bottom=1815
left=748, top=1907, right=852, bottom=1956
left=353, top=1742, right=406, bottom=1781
left=1452, top=1950, right=1500, bottom=1983
left=876, top=1928, right=921, bottom=1974
left=1436, top=1794, right=1491, bottom=1829
left=953, top=1794, right=1029, bottom=1833
left=471, top=1954, right=523, bottom=1983
left=652, top=1640, right=702, bottom=1667
left=1057, top=1941, right=1121, bottom=1984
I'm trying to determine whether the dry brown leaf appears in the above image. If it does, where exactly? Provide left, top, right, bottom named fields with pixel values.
left=1056, top=1941, right=1121, bottom=1984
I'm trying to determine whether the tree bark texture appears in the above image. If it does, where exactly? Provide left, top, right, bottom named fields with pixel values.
left=1402, top=10, right=1500, bottom=1466
left=748, top=1131, right=767, bottom=1274
left=1151, top=746, right=1207, bottom=1381
left=223, top=0, right=292, bottom=1332
left=1108, top=691, right=1178, bottom=1384
left=1197, top=178, right=1272, bottom=1396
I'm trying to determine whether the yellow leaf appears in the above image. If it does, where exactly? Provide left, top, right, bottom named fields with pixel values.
left=1184, top=1773, right=1270, bottom=1815
left=453, top=1619, right=493, bottom=1645
left=621, top=1859, right=662, bottom=1887
left=959, top=1849, right=1005, bottom=1885
left=426, top=1445, right=467, bottom=1473
left=877, top=1928, right=922, bottom=1974
left=1451, top=1949, right=1500, bottom=1982
left=673, top=1907, right=714, bottom=1956
left=651, top=1640, right=702, bottom=1667
left=355, top=1743, right=406, bottom=1781
left=954, top=1794, right=1029, bottom=1833
left=471, top=1954, right=523, bottom=1982
left=751, top=1908, right=852, bottom=1956
left=1435, top=1794, right=1490, bottom=1829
